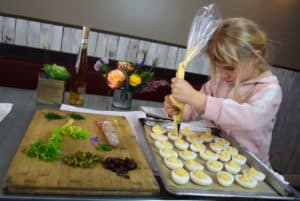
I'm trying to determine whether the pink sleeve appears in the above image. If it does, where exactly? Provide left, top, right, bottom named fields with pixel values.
left=183, top=80, right=213, bottom=121
left=202, top=85, right=282, bottom=131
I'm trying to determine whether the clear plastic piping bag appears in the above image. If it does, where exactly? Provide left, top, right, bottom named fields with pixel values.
left=172, top=3, right=222, bottom=133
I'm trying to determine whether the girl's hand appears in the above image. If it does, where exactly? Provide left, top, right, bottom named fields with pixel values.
left=164, top=95, right=179, bottom=117
left=171, top=78, right=197, bottom=104
left=170, top=78, right=207, bottom=113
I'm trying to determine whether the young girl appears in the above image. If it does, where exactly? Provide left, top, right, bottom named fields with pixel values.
left=164, top=17, right=282, bottom=166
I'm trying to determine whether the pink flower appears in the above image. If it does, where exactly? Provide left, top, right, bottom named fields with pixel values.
left=94, top=60, right=101, bottom=71
left=140, top=79, right=170, bottom=93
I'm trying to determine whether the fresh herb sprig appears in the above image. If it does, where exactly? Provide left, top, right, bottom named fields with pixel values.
left=96, top=144, right=112, bottom=152
left=26, top=119, right=90, bottom=161
left=70, top=113, right=85, bottom=120
left=45, top=112, right=64, bottom=120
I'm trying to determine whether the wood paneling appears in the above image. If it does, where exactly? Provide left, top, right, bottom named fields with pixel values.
left=2, top=17, right=15, bottom=44
left=116, top=36, right=130, bottom=61
left=15, top=19, right=28, bottom=46
left=165, top=46, right=178, bottom=70
left=105, top=35, right=119, bottom=60
left=95, top=33, right=108, bottom=58
left=61, top=27, right=81, bottom=54
left=126, top=39, right=139, bottom=63
left=49, top=25, right=63, bottom=51
left=39, top=23, right=51, bottom=49
left=145, top=42, right=158, bottom=66
left=0, top=14, right=214, bottom=75
left=27, top=21, right=40, bottom=48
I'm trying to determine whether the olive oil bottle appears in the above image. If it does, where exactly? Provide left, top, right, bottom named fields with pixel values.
left=69, top=26, right=89, bottom=106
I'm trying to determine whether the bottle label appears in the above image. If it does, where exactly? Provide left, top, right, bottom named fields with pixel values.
left=81, top=39, right=88, bottom=44
left=78, top=87, right=86, bottom=93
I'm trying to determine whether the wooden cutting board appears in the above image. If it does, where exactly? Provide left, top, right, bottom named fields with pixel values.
left=2, top=109, right=159, bottom=196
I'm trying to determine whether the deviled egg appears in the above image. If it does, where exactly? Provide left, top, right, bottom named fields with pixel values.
left=210, top=142, right=223, bottom=153
left=159, top=148, right=178, bottom=158
left=174, top=139, right=189, bottom=150
left=190, top=170, right=212, bottom=186
left=152, top=124, right=166, bottom=134
left=167, top=131, right=181, bottom=141
left=214, top=137, right=230, bottom=147
left=180, top=127, right=194, bottom=136
left=218, top=150, right=231, bottom=162
left=201, top=131, right=214, bottom=143
left=243, top=167, right=266, bottom=181
left=190, top=142, right=206, bottom=153
left=235, top=174, right=258, bottom=189
left=217, top=171, right=234, bottom=187
left=171, top=168, right=190, bottom=185
left=179, top=150, right=197, bottom=161
left=186, top=134, right=202, bottom=144
left=232, top=154, right=247, bottom=165
left=184, top=160, right=204, bottom=171
left=200, top=150, right=219, bottom=161
left=150, top=132, right=167, bottom=141
left=225, top=146, right=239, bottom=157
left=206, top=160, right=223, bottom=173
left=225, top=160, right=241, bottom=174
left=164, top=156, right=183, bottom=169
left=155, top=140, right=173, bottom=150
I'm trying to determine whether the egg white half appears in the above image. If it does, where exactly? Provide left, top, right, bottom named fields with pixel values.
left=217, top=171, right=234, bottom=187
left=150, top=132, right=168, bottom=141
left=206, top=160, right=223, bottom=173
left=242, top=168, right=266, bottom=181
left=225, top=160, right=241, bottom=174
left=171, top=168, right=190, bottom=185
left=190, top=170, right=212, bottom=186
left=167, top=131, right=181, bottom=141
left=155, top=140, right=173, bottom=150
left=159, top=148, right=178, bottom=158
left=180, top=127, right=194, bottom=136
left=190, top=142, right=206, bottom=153
left=179, top=150, right=197, bottom=161
left=200, top=150, right=219, bottom=161
left=232, top=154, right=247, bottom=165
left=235, top=174, right=258, bottom=189
left=164, top=156, right=183, bottom=169
left=152, top=124, right=166, bottom=134
left=174, top=139, right=189, bottom=150
left=184, top=160, right=204, bottom=171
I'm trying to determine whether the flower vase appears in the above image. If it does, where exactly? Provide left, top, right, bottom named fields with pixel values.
left=112, top=89, right=133, bottom=111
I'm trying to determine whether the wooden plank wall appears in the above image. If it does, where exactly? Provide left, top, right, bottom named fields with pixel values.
left=0, top=15, right=299, bottom=175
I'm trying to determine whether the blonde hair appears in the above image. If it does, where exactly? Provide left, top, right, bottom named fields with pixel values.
left=206, top=17, right=269, bottom=100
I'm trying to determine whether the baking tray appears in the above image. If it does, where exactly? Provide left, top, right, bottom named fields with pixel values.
left=141, top=118, right=299, bottom=200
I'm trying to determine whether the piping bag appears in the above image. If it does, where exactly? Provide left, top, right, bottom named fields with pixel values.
left=171, top=3, right=221, bottom=134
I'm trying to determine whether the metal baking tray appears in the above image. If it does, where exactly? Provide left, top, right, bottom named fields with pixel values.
left=141, top=118, right=299, bottom=200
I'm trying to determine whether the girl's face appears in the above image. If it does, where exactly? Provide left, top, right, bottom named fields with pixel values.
left=215, top=59, right=257, bottom=85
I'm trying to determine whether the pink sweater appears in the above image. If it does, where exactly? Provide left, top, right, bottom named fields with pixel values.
left=183, top=70, right=282, bottom=165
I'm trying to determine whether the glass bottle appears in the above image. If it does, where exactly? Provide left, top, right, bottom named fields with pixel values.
left=69, top=26, right=90, bottom=106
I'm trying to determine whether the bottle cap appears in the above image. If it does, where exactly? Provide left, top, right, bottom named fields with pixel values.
left=82, top=26, right=90, bottom=39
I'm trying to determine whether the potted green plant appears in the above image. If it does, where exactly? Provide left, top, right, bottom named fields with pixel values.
left=36, top=64, right=70, bottom=104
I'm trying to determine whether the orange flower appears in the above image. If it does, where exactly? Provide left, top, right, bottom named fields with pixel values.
left=107, top=69, right=126, bottom=89
left=117, top=61, right=134, bottom=72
